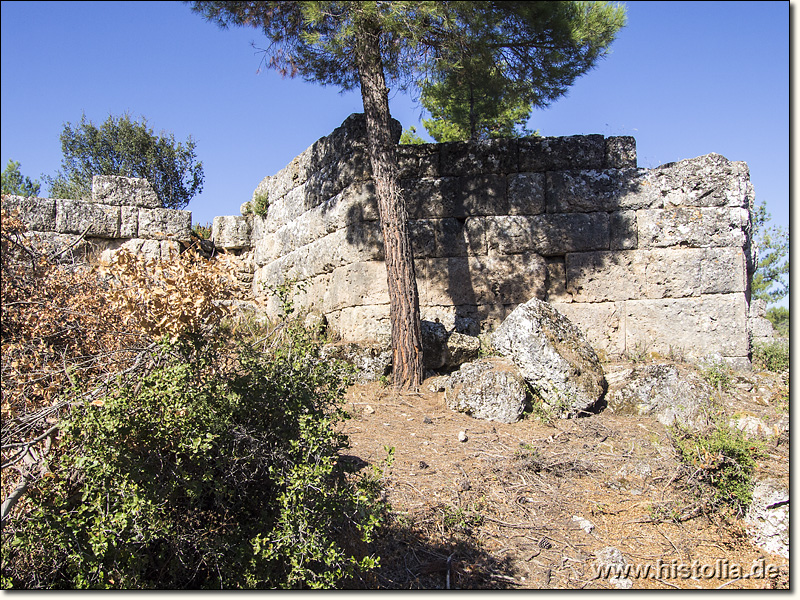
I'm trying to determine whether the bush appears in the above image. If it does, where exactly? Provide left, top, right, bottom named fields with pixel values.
left=2, top=228, right=385, bottom=589
left=752, top=340, right=789, bottom=373
left=670, top=422, right=762, bottom=514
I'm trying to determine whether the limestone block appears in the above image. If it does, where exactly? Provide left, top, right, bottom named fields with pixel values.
left=323, top=261, right=389, bottom=313
left=443, top=174, right=508, bottom=218
left=487, top=213, right=609, bottom=256
left=566, top=250, right=648, bottom=302
left=609, top=211, right=638, bottom=250
left=745, top=479, right=789, bottom=559
left=439, top=138, right=518, bottom=176
left=403, top=177, right=448, bottom=219
left=551, top=301, right=626, bottom=359
left=396, top=143, right=440, bottom=178
left=445, top=358, right=528, bottom=424
left=55, top=199, right=120, bottom=238
left=647, top=153, right=752, bottom=209
left=546, top=169, right=655, bottom=213
left=418, top=253, right=547, bottom=307
left=91, top=175, right=160, bottom=208
left=1, top=195, right=56, bottom=231
left=212, top=215, right=252, bottom=250
left=518, top=134, right=604, bottom=172
left=624, top=294, right=749, bottom=360
left=637, top=206, right=747, bottom=248
left=507, top=173, right=546, bottom=215
left=491, top=298, right=607, bottom=417
left=136, top=207, right=192, bottom=241
left=120, top=206, right=138, bottom=238
left=321, top=341, right=392, bottom=383
left=604, top=363, right=715, bottom=430
left=326, top=304, right=392, bottom=345
left=410, top=218, right=469, bottom=259
left=545, top=257, right=571, bottom=303
left=605, top=136, right=637, bottom=168
left=101, top=238, right=180, bottom=263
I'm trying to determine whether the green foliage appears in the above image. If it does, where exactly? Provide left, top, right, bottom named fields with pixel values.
left=399, top=126, right=425, bottom=145
left=252, top=190, right=270, bottom=216
left=191, top=221, right=213, bottom=240
left=700, top=359, right=733, bottom=393
left=1, top=159, right=41, bottom=197
left=2, top=329, right=383, bottom=589
left=765, top=306, right=789, bottom=337
left=751, top=200, right=789, bottom=304
left=44, top=113, right=204, bottom=209
left=670, top=422, right=762, bottom=514
left=417, top=1, right=626, bottom=141
left=752, top=340, right=789, bottom=373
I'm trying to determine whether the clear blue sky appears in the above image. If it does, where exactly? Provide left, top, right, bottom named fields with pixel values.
left=1, top=2, right=789, bottom=270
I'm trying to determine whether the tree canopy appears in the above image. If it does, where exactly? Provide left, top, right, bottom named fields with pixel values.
left=44, top=113, right=204, bottom=210
left=189, top=0, right=626, bottom=389
left=1, top=160, right=41, bottom=197
left=751, top=200, right=789, bottom=305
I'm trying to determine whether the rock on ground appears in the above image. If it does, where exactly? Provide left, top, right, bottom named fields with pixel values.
left=491, top=297, right=606, bottom=417
left=746, top=479, right=789, bottom=559
left=444, top=357, right=528, bottom=424
left=604, top=362, right=714, bottom=431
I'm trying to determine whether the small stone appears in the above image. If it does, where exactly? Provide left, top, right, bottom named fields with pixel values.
left=418, top=461, right=429, bottom=470
left=458, top=431, right=468, bottom=442
left=572, top=515, right=595, bottom=534
left=423, top=416, right=433, bottom=424
left=364, top=405, right=375, bottom=414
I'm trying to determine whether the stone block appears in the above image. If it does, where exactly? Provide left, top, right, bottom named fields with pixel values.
left=55, top=199, right=120, bottom=238
left=551, top=301, right=626, bottom=359
left=566, top=251, right=647, bottom=302
left=518, top=134, right=604, bottom=172
left=322, top=261, right=390, bottom=313
left=101, top=238, right=180, bottom=263
left=136, top=207, right=192, bottom=241
left=1, top=195, right=56, bottom=231
left=445, top=358, right=528, bottom=423
left=326, top=304, right=392, bottom=345
left=439, top=138, right=518, bottom=176
left=507, top=172, right=546, bottom=215
left=545, top=256, right=571, bottom=303
left=91, top=175, right=160, bottom=208
left=623, top=294, right=749, bottom=361
left=443, top=174, right=508, bottom=217
left=403, top=177, right=448, bottom=219
left=546, top=169, right=655, bottom=213
left=605, top=136, right=637, bottom=168
left=647, top=153, right=752, bottom=209
left=212, top=215, right=252, bottom=250
left=120, top=206, right=138, bottom=238
left=637, top=206, right=747, bottom=248
left=609, top=211, right=638, bottom=250
left=488, top=213, right=609, bottom=256
left=397, top=143, right=440, bottom=178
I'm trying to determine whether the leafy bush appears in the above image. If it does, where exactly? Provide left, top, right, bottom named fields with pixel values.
left=1, top=160, right=40, bottom=197
left=2, top=225, right=385, bottom=589
left=252, top=190, right=270, bottom=217
left=752, top=340, right=789, bottom=373
left=700, top=359, right=733, bottom=392
left=669, top=422, right=762, bottom=514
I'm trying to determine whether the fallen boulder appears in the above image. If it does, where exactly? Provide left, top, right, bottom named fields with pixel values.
left=491, top=298, right=606, bottom=417
left=422, top=320, right=481, bottom=371
left=604, top=363, right=714, bottom=430
left=746, top=479, right=789, bottom=559
left=444, top=358, right=528, bottom=424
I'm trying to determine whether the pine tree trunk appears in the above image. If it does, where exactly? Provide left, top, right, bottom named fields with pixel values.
left=357, top=28, right=424, bottom=390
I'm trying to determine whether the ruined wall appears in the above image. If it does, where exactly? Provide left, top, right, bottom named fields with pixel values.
left=2, top=176, right=193, bottom=262
left=214, top=114, right=755, bottom=367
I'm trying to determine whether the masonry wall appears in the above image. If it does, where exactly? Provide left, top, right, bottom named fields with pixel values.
left=1, top=176, right=193, bottom=262
left=215, top=114, right=755, bottom=366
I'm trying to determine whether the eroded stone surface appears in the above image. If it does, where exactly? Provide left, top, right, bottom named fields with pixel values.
left=445, top=357, right=528, bottom=424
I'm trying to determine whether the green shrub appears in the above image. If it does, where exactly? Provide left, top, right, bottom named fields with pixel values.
left=2, top=329, right=383, bottom=589
left=752, top=340, right=789, bottom=372
left=700, top=359, right=733, bottom=392
left=252, top=190, right=269, bottom=217
left=669, top=422, right=762, bottom=514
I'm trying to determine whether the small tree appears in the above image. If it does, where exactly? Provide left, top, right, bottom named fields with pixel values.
left=751, top=200, right=789, bottom=305
left=44, top=113, right=204, bottom=210
left=1, top=160, right=41, bottom=197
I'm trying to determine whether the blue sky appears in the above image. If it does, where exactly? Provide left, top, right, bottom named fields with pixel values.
left=1, top=2, right=789, bottom=267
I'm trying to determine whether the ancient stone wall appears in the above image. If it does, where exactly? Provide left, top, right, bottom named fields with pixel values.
left=214, top=114, right=755, bottom=367
left=2, top=175, right=193, bottom=262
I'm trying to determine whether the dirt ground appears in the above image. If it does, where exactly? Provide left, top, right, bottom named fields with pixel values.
left=339, top=362, right=790, bottom=590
